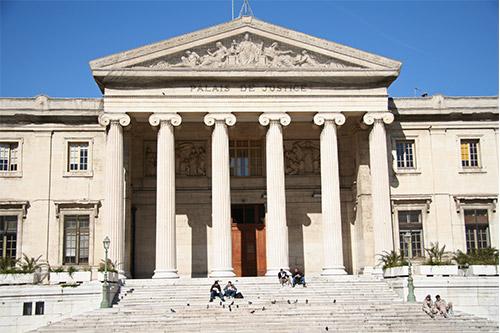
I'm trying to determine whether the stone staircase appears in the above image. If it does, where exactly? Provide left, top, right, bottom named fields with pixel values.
left=32, top=276, right=498, bottom=332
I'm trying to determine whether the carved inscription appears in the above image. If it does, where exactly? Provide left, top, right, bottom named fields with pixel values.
left=284, top=140, right=320, bottom=175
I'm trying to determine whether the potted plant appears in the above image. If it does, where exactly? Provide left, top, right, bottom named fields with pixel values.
left=0, top=254, right=41, bottom=285
left=416, top=242, right=458, bottom=276
left=97, top=259, right=119, bottom=282
left=454, top=247, right=499, bottom=276
left=50, top=265, right=91, bottom=284
left=379, top=250, right=409, bottom=278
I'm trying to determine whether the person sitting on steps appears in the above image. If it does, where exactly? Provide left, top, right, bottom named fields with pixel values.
left=209, top=280, right=225, bottom=302
left=292, top=267, right=307, bottom=288
left=224, top=281, right=237, bottom=298
left=422, top=294, right=438, bottom=318
left=278, top=268, right=291, bottom=287
left=434, top=295, right=453, bottom=318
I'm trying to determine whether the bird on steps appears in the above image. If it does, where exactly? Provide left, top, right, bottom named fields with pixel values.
left=293, top=299, right=298, bottom=304
left=326, top=327, right=329, bottom=331
left=262, top=306, right=266, bottom=311
left=230, top=301, right=234, bottom=306
left=170, top=308, right=176, bottom=313
left=305, top=299, right=308, bottom=304
left=333, top=299, right=336, bottom=304
left=248, top=301, right=252, bottom=305
left=271, top=300, right=276, bottom=304
left=250, top=310, right=255, bottom=314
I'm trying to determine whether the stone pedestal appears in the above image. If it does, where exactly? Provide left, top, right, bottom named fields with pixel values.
left=98, top=113, right=130, bottom=277
left=259, top=113, right=291, bottom=276
left=149, top=113, right=182, bottom=279
left=313, top=113, right=347, bottom=275
left=204, top=113, right=236, bottom=278
left=363, top=112, right=395, bottom=269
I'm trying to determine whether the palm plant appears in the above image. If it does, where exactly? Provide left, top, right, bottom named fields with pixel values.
left=378, top=250, right=408, bottom=269
left=425, top=242, right=451, bottom=265
left=19, top=254, right=43, bottom=273
left=453, top=247, right=499, bottom=266
left=0, top=257, right=19, bottom=274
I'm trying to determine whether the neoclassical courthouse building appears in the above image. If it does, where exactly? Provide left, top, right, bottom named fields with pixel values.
left=0, top=17, right=498, bottom=279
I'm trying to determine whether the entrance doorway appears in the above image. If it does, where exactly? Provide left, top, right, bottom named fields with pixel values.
left=231, top=204, right=266, bottom=276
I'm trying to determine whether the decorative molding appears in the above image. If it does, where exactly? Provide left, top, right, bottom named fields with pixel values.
left=313, top=112, right=346, bottom=126
left=258, top=112, right=291, bottom=126
left=98, top=113, right=131, bottom=127
left=453, top=195, right=498, bottom=213
left=203, top=113, right=236, bottom=127
left=54, top=200, right=101, bottom=219
left=362, top=112, right=394, bottom=126
left=390, top=196, right=432, bottom=214
left=0, top=201, right=29, bottom=219
left=137, top=33, right=359, bottom=70
left=284, top=140, right=320, bottom=175
left=148, top=113, right=182, bottom=127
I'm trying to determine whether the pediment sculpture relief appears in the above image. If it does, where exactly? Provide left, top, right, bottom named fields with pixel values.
left=284, top=140, right=320, bottom=175
left=144, top=141, right=207, bottom=176
left=140, top=33, right=357, bottom=70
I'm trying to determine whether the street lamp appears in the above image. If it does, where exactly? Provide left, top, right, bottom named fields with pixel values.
left=403, top=232, right=416, bottom=303
left=100, top=236, right=111, bottom=308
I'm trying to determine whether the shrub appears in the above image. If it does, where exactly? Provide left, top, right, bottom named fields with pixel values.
left=67, top=265, right=77, bottom=278
left=98, top=259, right=118, bottom=273
left=50, top=266, right=65, bottom=273
left=0, top=257, right=20, bottom=274
left=19, top=254, right=43, bottom=273
left=378, top=250, right=408, bottom=269
left=453, top=247, right=499, bottom=266
left=424, top=242, right=452, bottom=265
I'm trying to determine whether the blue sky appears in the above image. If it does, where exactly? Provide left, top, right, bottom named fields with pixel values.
left=1, top=0, right=498, bottom=98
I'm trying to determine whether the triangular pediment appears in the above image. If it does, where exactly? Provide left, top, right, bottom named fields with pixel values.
left=90, top=17, right=401, bottom=72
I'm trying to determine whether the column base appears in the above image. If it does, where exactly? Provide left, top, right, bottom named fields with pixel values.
left=152, top=270, right=179, bottom=279
left=209, top=269, right=235, bottom=278
left=321, top=267, right=347, bottom=276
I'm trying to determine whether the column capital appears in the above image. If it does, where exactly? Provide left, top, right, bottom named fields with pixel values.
left=149, top=113, right=182, bottom=127
left=98, top=113, right=131, bottom=127
left=258, top=112, right=291, bottom=127
left=313, top=112, right=346, bottom=126
left=362, top=112, right=394, bottom=126
left=204, top=113, right=236, bottom=127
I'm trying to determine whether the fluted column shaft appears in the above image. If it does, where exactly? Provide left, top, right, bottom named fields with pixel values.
left=204, top=113, right=236, bottom=278
left=99, top=113, right=130, bottom=277
left=149, top=113, right=182, bottom=279
left=363, top=112, right=395, bottom=270
left=259, top=113, right=291, bottom=276
left=314, top=113, right=347, bottom=275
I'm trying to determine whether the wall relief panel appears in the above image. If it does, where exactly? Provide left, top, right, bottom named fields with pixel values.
left=133, top=33, right=362, bottom=70
left=284, top=140, right=320, bottom=175
left=143, top=140, right=207, bottom=177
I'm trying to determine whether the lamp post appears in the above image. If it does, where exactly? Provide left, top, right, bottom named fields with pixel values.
left=100, top=236, right=111, bottom=308
left=403, top=232, right=416, bottom=303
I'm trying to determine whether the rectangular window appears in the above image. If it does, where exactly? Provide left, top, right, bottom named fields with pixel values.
left=68, top=142, right=89, bottom=172
left=63, top=215, right=89, bottom=265
left=0, top=216, right=17, bottom=259
left=398, top=210, right=423, bottom=258
left=395, top=140, right=415, bottom=169
left=0, top=142, right=19, bottom=172
left=461, top=139, right=480, bottom=168
left=35, top=301, right=44, bottom=315
left=464, top=209, right=490, bottom=252
left=23, top=302, right=32, bottom=316
left=229, top=140, right=262, bottom=176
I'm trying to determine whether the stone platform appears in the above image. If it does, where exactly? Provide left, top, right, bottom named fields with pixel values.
left=31, top=276, right=498, bottom=332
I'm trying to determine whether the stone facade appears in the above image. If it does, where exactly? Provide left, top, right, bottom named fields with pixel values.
left=0, top=17, right=498, bottom=279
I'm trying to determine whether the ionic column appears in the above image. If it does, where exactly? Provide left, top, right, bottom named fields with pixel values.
left=149, top=113, right=182, bottom=279
left=98, top=113, right=131, bottom=277
left=363, top=112, right=395, bottom=271
left=204, top=113, right=236, bottom=278
left=313, top=113, right=347, bottom=275
left=259, top=112, right=291, bottom=276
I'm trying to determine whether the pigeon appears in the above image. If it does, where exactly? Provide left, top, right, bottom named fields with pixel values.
left=223, top=304, right=225, bottom=309
left=230, top=301, right=234, bottom=306
left=207, top=305, right=209, bottom=309
left=262, top=306, right=266, bottom=311
left=305, top=299, right=308, bottom=304
left=287, top=300, right=291, bottom=304
left=293, top=299, right=298, bottom=304
left=248, top=301, right=253, bottom=305
left=187, top=303, right=190, bottom=307
left=170, top=308, right=176, bottom=313
left=229, top=306, right=232, bottom=312
left=250, top=310, right=255, bottom=314
left=333, top=299, right=336, bottom=304
left=236, top=305, right=239, bottom=309
left=220, top=301, right=223, bottom=306
left=326, top=327, right=329, bottom=331
left=271, top=300, right=276, bottom=305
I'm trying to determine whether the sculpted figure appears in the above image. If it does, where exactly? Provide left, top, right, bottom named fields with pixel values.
left=294, top=50, right=322, bottom=67
left=263, top=42, right=294, bottom=67
left=170, top=50, right=200, bottom=67
left=199, top=41, right=228, bottom=67
left=236, top=33, right=262, bottom=65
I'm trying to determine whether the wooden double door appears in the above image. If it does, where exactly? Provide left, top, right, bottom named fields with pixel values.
left=231, top=204, right=266, bottom=276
